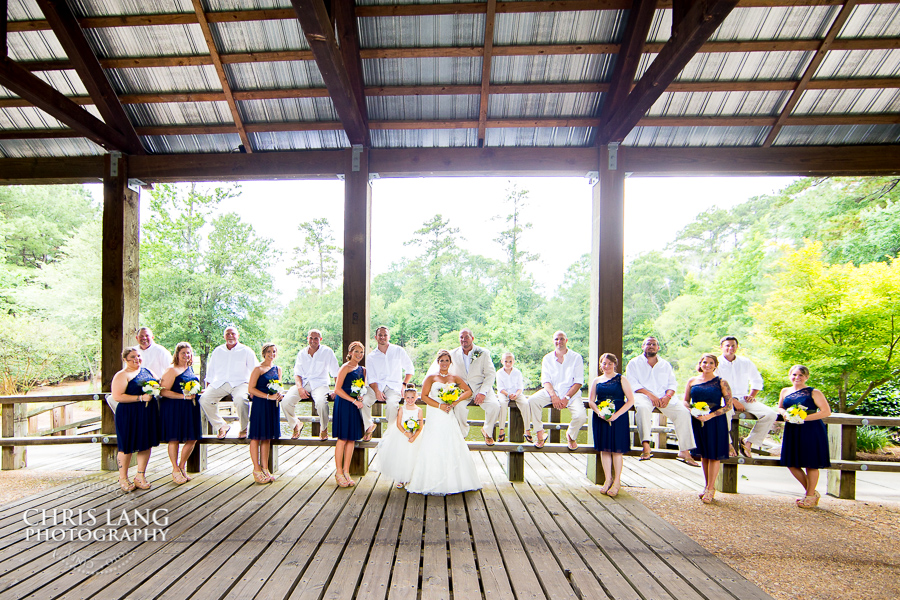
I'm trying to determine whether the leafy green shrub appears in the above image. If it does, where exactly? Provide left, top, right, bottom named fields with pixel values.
left=857, top=426, right=891, bottom=453
left=854, top=382, right=900, bottom=418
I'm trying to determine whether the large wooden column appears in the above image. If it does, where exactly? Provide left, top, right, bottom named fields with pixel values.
left=343, top=146, right=372, bottom=476
left=100, top=153, right=140, bottom=471
left=587, top=144, right=626, bottom=484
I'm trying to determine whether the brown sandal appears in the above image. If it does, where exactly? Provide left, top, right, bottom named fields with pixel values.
left=133, top=471, right=151, bottom=490
left=119, top=477, right=135, bottom=493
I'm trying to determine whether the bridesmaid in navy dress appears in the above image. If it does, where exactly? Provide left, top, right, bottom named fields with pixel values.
left=159, top=342, right=203, bottom=485
left=684, top=353, right=733, bottom=504
left=247, top=343, right=284, bottom=484
left=110, top=347, right=161, bottom=492
left=778, top=365, right=831, bottom=508
left=332, top=341, right=366, bottom=488
left=587, top=353, right=635, bottom=497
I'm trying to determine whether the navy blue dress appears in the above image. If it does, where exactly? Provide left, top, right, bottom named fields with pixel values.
left=115, top=367, right=161, bottom=454
left=690, top=377, right=730, bottom=461
left=249, top=366, right=282, bottom=441
left=159, top=367, right=203, bottom=443
left=333, top=365, right=365, bottom=441
left=591, top=375, right=630, bottom=453
left=780, top=387, right=831, bottom=469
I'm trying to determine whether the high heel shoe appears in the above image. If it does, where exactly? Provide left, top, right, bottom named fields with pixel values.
left=119, top=477, right=135, bottom=493
left=335, top=473, right=349, bottom=488
left=343, top=473, right=356, bottom=487
left=263, top=469, right=276, bottom=482
left=253, top=470, right=270, bottom=484
left=133, top=471, right=151, bottom=490
left=797, top=493, right=818, bottom=508
left=701, top=488, right=715, bottom=504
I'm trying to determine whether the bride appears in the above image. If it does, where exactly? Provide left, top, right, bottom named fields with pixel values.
left=406, top=349, right=483, bottom=495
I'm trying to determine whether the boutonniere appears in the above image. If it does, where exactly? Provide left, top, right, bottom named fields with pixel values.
left=472, top=349, right=483, bottom=359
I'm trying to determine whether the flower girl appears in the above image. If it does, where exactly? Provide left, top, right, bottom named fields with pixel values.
left=373, top=386, right=423, bottom=488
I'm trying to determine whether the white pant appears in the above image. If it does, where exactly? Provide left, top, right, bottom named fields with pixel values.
left=199, top=382, right=250, bottom=433
left=527, top=389, right=587, bottom=443
left=727, top=400, right=777, bottom=446
left=454, top=389, right=501, bottom=437
left=281, top=383, right=331, bottom=432
left=500, top=393, right=530, bottom=432
left=633, top=393, right=695, bottom=451
left=360, top=386, right=402, bottom=432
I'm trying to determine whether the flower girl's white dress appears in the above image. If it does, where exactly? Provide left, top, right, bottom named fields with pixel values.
left=406, top=382, right=482, bottom=495
left=372, top=406, right=422, bottom=484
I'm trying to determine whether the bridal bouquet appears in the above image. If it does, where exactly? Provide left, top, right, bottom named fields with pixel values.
left=142, top=380, right=161, bottom=405
left=350, top=378, right=366, bottom=399
left=597, top=399, right=615, bottom=421
left=437, top=383, right=460, bottom=404
left=267, top=379, right=284, bottom=396
left=786, top=404, right=807, bottom=424
left=182, top=380, right=201, bottom=405
left=402, top=418, right=419, bottom=434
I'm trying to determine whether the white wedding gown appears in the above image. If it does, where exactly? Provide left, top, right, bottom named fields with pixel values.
left=405, top=383, right=482, bottom=495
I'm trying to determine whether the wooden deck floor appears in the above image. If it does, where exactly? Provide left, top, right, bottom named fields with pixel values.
left=0, top=445, right=772, bottom=600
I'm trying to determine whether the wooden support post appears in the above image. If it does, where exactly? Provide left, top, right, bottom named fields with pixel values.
left=186, top=410, right=209, bottom=473
left=549, top=407, right=561, bottom=444
left=372, top=402, right=383, bottom=438
left=507, top=404, right=525, bottom=482
left=101, top=153, right=139, bottom=471
left=586, top=411, right=603, bottom=485
left=1, top=402, right=27, bottom=469
left=267, top=442, right=279, bottom=474
left=716, top=420, right=740, bottom=493
left=828, top=422, right=856, bottom=499
left=311, top=402, right=321, bottom=438
left=655, top=414, right=668, bottom=451
left=588, top=145, right=625, bottom=483
left=344, top=145, right=372, bottom=477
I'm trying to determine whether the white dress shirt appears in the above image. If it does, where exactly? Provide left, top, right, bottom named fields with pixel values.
left=540, top=350, right=584, bottom=394
left=366, top=344, right=414, bottom=392
left=716, top=354, right=763, bottom=398
left=294, top=345, right=340, bottom=390
left=496, top=367, right=525, bottom=395
left=138, top=343, right=172, bottom=380
left=625, top=354, right=677, bottom=397
left=205, top=343, right=257, bottom=388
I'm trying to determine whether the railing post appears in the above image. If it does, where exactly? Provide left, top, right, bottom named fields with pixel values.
left=1, top=401, right=26, bottom=470
left=372, top=402, right=383, bottom=438
left=507, top=404, right=525, bottom=482
left=549, top=407, right=561, bottom=444
left=267, top=442, right=280, bottom=474
left=311, top=402, right=320, bottom=438
left=586, top=412, right=604, bottom=485
left=655, top=413, right=668, bottom=451
left=186, top=409, right=209, bottom=473
left=828, top=419, right=856, bottom=499
left=716, top=414, right=740, bottom=493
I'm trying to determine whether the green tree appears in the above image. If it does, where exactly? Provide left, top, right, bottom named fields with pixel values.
left=623, top=251, right=686, bottom=350
left=140, top=184, right=278, bottom=379
left=288, top=217, right=341, bottom=293
left=494, top=183, right=539, bottom=286
left=753, top=242, right=900, bottom=412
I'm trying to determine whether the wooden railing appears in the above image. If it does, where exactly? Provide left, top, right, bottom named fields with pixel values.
left=2, top=393, right=899, bottom=500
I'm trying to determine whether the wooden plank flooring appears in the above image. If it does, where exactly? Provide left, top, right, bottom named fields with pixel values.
left=0, top=445, right=773, bottom=600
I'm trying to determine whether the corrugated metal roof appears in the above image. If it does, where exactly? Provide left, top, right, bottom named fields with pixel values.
left=678, top=52, right=810, bottom=82
left=494, top=10, right=623, bottom=45
left=83, top=24, right=206, bottom=58
left=838, top=4, right=900, bottom=38
left=489, top=92, right=600, bottom=118
left=358, top=15, right=483, bottom=48
left=648, top=91, right=786, bottom=117
left=0, top=138, right=105, bottom=158
left=141, top=133, right=242, bottom=153
left=625, top=125, right=768, bottom=147
left=368, top=95, right=478, bottom=120
left=241, top=98, right=340, bottom=122
left=227, top=61, right=324, bottom=90
left=70, top=0, right=193, bottom=17
left=125, top=101, right=233, bottom=126
left=363, top=57, right=482, bottom=86
left=486, top=126, right=593, bottom=147
left=212, top=19, right=308, bottom=54
left=775, top=124, right=900, bottom=145
left=815, top=49, right=900, bottom=78
left=492, top=55, right=615, bottom=85
left=106, top=66, right=223, bottom=94
left=795, top=88, right=900, bottom=114
left=253, top=130, right=349, bottom=151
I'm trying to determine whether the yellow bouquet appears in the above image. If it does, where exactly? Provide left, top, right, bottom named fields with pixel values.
left=182, top=380, right=201, bottom=405
left=437, top=383, right=460, bottom=404
left=402, top=418, right=419, bottom=433
left=597, top=399, right=615, bottom=420
left=350, top=378, right=366, bottom=399
left=267, top=379, right=284, bottom=395
left=786, top=404, right=807, bottom=424
left=141, top=380, right=161, bottom=406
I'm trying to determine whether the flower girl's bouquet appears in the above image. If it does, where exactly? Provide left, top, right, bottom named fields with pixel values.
left=402, top=417, right=419, bottom=434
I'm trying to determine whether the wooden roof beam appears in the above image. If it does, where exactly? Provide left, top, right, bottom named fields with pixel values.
left=762, top=0, right=857, bottom=147
left=333, top=0, right=369, bottom=132
left=35, top=0, right=143, bottom=155
left=291, top=0, right=369, bottom=146
left=599, top=0, right=740, bottom=143
left=0, top=57, right=129, bottom=151
left=190, top=0, right=254, bottom=153
left=596, top=0, right=658, bottom=145
left=477, top=0, right=498, bottom=146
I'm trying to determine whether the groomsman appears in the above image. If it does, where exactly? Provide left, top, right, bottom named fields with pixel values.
left=198, top=326, right=258, bottom=439
left=135, top=327, right=171, bottom=379
left=429, top=328, right=501, bottom=443
left=625, top=337, right=698, bottom=465
left=717, top=336, right=776, bottom=457
left=360, top=326, right=414, bottom=441
left=281, top=329, right=340, bottom=440
left=527, top=331, right=586, bottom=450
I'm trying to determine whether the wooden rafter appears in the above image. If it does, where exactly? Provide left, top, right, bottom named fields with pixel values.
left=0, top=57, right=129, bottom=151
left=762, top=0, right=858, bottom=147
left=333, top=0, right=369, bottom=129
left=596, top=0, right=658, bottom=145
left=291, top=0, right=370, bottom=145
left=35, top=0, right=143, bottom=155
left=599, top=0, right=740, bottom=143
left=190, top=0, right=254, bottom=153
left=477, top=0, right=498, bottom=146
left=15, top=37, right=900, bottom=74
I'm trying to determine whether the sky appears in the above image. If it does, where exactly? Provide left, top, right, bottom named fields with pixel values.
left=90, top=174, right=797, bottom=303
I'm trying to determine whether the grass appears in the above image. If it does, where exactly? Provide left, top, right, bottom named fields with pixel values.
left=857, top=426, right=891, bottom=453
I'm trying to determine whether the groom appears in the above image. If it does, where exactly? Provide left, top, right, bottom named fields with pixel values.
left=429, top=328, right=501, bottom=444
